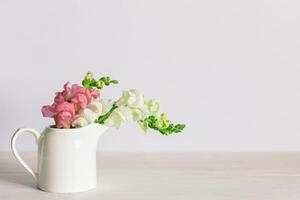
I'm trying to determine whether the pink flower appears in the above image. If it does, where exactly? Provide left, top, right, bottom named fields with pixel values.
left=42, top=101, right=76, bottom=128
left=41, top=82, right=100, bottom=128
left=61, top=83, right=100, bottom=112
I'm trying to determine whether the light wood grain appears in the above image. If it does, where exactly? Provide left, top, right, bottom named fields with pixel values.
left=1, top=153, right=300, bottom=199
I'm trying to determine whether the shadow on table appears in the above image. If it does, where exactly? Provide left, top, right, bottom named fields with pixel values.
left=0, top=154, right=37, bottom=189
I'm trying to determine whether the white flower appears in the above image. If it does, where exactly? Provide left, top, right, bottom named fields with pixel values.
left=144, top=99, right=160, bottom=116
left=104, top=106, right=132, bottom=128
left=116, top=89, right=144, bottom=108
left=72, top=89, right=163, bottom=130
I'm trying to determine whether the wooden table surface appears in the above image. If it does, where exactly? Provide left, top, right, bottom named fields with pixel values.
left=1, top=152, right=300, bottom=200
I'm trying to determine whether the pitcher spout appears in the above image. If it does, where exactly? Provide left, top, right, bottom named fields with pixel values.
left=87, top=124, right=108, bottom=145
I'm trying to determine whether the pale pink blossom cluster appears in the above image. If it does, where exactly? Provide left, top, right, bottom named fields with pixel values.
left=42, top=82, right=100, bottom=128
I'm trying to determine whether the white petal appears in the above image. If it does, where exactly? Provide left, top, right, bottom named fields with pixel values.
left=72, top=117, right=88, bottom=128
left=117, top=106, right=132, bottom=122
left=116, top=91, right=130, bottom=106
left=131, top=107, right=147, bottom=121
left=127, top=91, right=137, bottom=106
left=129, top=89, right=144, bottom=108
left=81, top=109, right=97, bottom=123
left=145, top=99, right=160, bottom=115
left=104, top=112, right=122, bottom=128
left=88, top=100, right=102, bottom=115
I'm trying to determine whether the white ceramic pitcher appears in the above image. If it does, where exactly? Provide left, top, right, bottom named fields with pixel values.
left=11, top=124, right=107, bottom=193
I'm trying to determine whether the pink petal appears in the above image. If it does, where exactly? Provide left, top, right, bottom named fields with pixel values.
left=54, top=92, right=65, bottom=103
left=71, top=84, right=85, bottom=96
left=62, top=82, right=72, bottom=101
left=41, top=105, right=56, bottom=117
left=55, top=111, right=73, bottom=128
left=54, top=101, right=75, bottom=115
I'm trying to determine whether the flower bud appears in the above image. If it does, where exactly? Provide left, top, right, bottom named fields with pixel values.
left=96, top=80, right=104, bottom=89
left=85, top=72, right=94, bottom=81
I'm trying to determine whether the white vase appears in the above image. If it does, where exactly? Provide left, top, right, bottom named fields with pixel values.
left=11, top=124, right=108, bottom=193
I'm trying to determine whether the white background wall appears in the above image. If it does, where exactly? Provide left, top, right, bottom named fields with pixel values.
left=1, top=0, right=300, bottom=152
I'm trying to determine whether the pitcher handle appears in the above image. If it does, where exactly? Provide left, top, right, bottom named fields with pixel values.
left=11, top=128, right=40, bottom=183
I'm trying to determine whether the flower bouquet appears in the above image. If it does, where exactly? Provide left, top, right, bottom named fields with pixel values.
left=41, top=72, right=186, bottom=135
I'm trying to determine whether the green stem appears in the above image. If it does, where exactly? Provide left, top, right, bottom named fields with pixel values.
left=96, top=104, right=118, bottom=124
